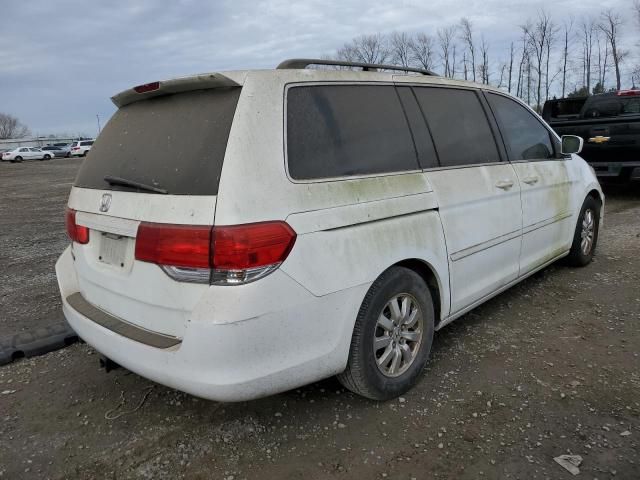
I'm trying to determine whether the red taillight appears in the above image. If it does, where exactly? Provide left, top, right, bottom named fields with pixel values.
left=135, top=223, right=212, bottom=269
left=134, top=221, right=297, bottom=284
left=617, top=89, right=640, bottom=96
left=133, top=81, right=160, bottom=93
left=65, top=208, right=89, bottom=244
left=212, top=222, right=297, bottom=270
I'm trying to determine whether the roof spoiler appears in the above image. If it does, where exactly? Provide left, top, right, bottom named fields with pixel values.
left=277, top=58, right=437, bottom=76
left=111, top=73, right=241, bottom=108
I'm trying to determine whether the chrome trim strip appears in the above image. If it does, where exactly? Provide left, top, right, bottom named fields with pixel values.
left=449, top=229, right=521, bottom=262
left=522, top=212, right=572, bottom=235
left=66, top=293, right=181, bottom=349
left=438, top=248, right=570, bottom=330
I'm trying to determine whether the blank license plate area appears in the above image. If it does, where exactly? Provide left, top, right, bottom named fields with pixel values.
left=99, top=234, right=128, bottom=267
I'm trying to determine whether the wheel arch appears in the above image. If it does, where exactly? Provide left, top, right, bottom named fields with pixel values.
left=394, top=258, right=444, bottom=326
left=587, top=188, right=603, bottom=207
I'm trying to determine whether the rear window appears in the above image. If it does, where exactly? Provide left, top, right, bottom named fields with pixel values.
left=80, top=141, right=94, bottom=146
left=74, top=88, right=241, bottom=195
left=544, top=98, right=586, bottom=121
left=286, top=85, right=419, bottom=180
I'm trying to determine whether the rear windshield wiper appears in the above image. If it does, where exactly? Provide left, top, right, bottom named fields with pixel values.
left=103, top=175, right=168, bottom=194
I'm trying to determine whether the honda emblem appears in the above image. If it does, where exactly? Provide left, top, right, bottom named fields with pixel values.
left=99, top=193, right=112, bottom=212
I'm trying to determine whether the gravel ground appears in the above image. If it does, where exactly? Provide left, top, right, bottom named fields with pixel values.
left=0, top=158, right=80, bottom=336
left=0, top=160, right=638, bottom=479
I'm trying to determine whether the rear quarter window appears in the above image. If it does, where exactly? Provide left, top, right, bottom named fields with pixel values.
left=74, top=88, right=241, bottom=195
left=286, top=84, right=419, bottom=180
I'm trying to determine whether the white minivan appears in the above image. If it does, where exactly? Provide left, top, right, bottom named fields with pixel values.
left=56, top=59, right=603, bottom=402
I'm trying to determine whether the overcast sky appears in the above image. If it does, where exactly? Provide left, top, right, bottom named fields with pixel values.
left=1, top=0, right=636, bottom=137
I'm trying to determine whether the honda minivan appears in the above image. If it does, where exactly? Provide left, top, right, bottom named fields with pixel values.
left=56, top=59, right=603, bottom=401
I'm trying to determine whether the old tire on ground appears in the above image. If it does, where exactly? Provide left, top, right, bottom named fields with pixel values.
left=564, top=196, right=600, bottom=267
left=337, top=266, right=435, bottom=401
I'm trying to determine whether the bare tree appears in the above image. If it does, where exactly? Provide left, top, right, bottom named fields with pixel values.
left=459, top=18, right=476, bottom=81
left=451, top=44, right=458, bottom=78
left=581, top=18, right=596, bottom=94
left=462, top=51, right=468, bottom=80
left=337, top=34, right=390, bottom=64
left=516, top=28, right=529, bottom=98
left=390, top=31, right=412, bottom=68
left=0, top=113, right=30, bottom=139
left=560, top=18, right=574, bottom=97
left=497, top=62, right=507, bottom=89
left=525, top=50, right=533, bottom=104
left=595, top=30, right=609, bottom=91
left=634, top=1, right=640, bottom=86
left=508, top=42, right=515, bottom=93
left=410, top=33, right=436, bottom=71
left=478, top=36, right=490, bottom=84
left=524, top=10, right=555, bottom=109
left=544, top=19, right=558, bottom=101
left=437, top=26, right=456, bottom=77
left=599, top=9, right=625, bottom=90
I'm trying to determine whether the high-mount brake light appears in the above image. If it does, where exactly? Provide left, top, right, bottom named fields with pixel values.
left=133, top=81, right=160, bottom=94
left=616, top=89, right=640, bottom=97
left=65, top=208, right=89, bottom=244
left=134, top=221, right=297, bottom=285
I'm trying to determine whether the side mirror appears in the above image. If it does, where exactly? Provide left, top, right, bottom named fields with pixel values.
left=561, top=135, right=583, bottom=155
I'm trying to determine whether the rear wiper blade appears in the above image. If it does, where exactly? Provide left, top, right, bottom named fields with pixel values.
left=103, top=175, right=168, bottom=194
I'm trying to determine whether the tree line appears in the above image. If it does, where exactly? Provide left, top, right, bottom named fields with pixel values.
left=0, top=113, right=30, bottom=140
left=328, top=7, right=640, bottom=111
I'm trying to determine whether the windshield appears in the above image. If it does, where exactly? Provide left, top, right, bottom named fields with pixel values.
left=74, top=87, right=241, bottom=195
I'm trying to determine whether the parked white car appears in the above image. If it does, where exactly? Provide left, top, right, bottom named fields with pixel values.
left=1, top=147, right=53, bottom=162
left=69, top=140, right=94, bottom=157
left=56, top=60, right=603, bottom=402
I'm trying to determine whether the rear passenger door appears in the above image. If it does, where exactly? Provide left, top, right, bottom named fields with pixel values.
left=402, top=86, right=523, bottom=314
left=485, top=92, right=574, bottom=274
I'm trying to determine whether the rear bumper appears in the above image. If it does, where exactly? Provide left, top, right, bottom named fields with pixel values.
left=56, top=246, right=367, bottom=401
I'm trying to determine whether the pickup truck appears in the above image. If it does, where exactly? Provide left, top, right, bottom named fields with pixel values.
left=542, top=90, right=640, bottom=182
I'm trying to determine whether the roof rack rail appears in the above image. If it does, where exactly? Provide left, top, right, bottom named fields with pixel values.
left=276, top=58, right=437, bottom=76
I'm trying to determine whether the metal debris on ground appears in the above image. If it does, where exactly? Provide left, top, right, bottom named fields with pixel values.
left=553, top=454, right=583, bottom=475
left=105, top=386, right=155, bottom=420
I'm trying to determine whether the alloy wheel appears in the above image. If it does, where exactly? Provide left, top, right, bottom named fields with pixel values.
left=373, top=294, right=424, bottom=377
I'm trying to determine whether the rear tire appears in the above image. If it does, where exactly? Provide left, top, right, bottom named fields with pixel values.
left=337, top=266, right=435, bottom=401
left=564, top=196, right=600, bottom=267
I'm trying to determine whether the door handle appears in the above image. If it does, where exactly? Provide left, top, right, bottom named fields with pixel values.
left=495, top=180, right=514, bottom=190
left=522, top=176, right=539, bottom=185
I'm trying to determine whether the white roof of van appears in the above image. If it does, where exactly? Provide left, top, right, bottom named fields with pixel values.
left=111, top=67, right=505, bottom=108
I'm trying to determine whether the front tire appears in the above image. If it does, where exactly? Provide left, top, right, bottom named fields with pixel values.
left=14, top=156, right=23, bottom=162
left=565, top=196, right=600, bottom=267
left=337, top=267, right=435, bottom=401
left=43, top=154, right=51, bottom=160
